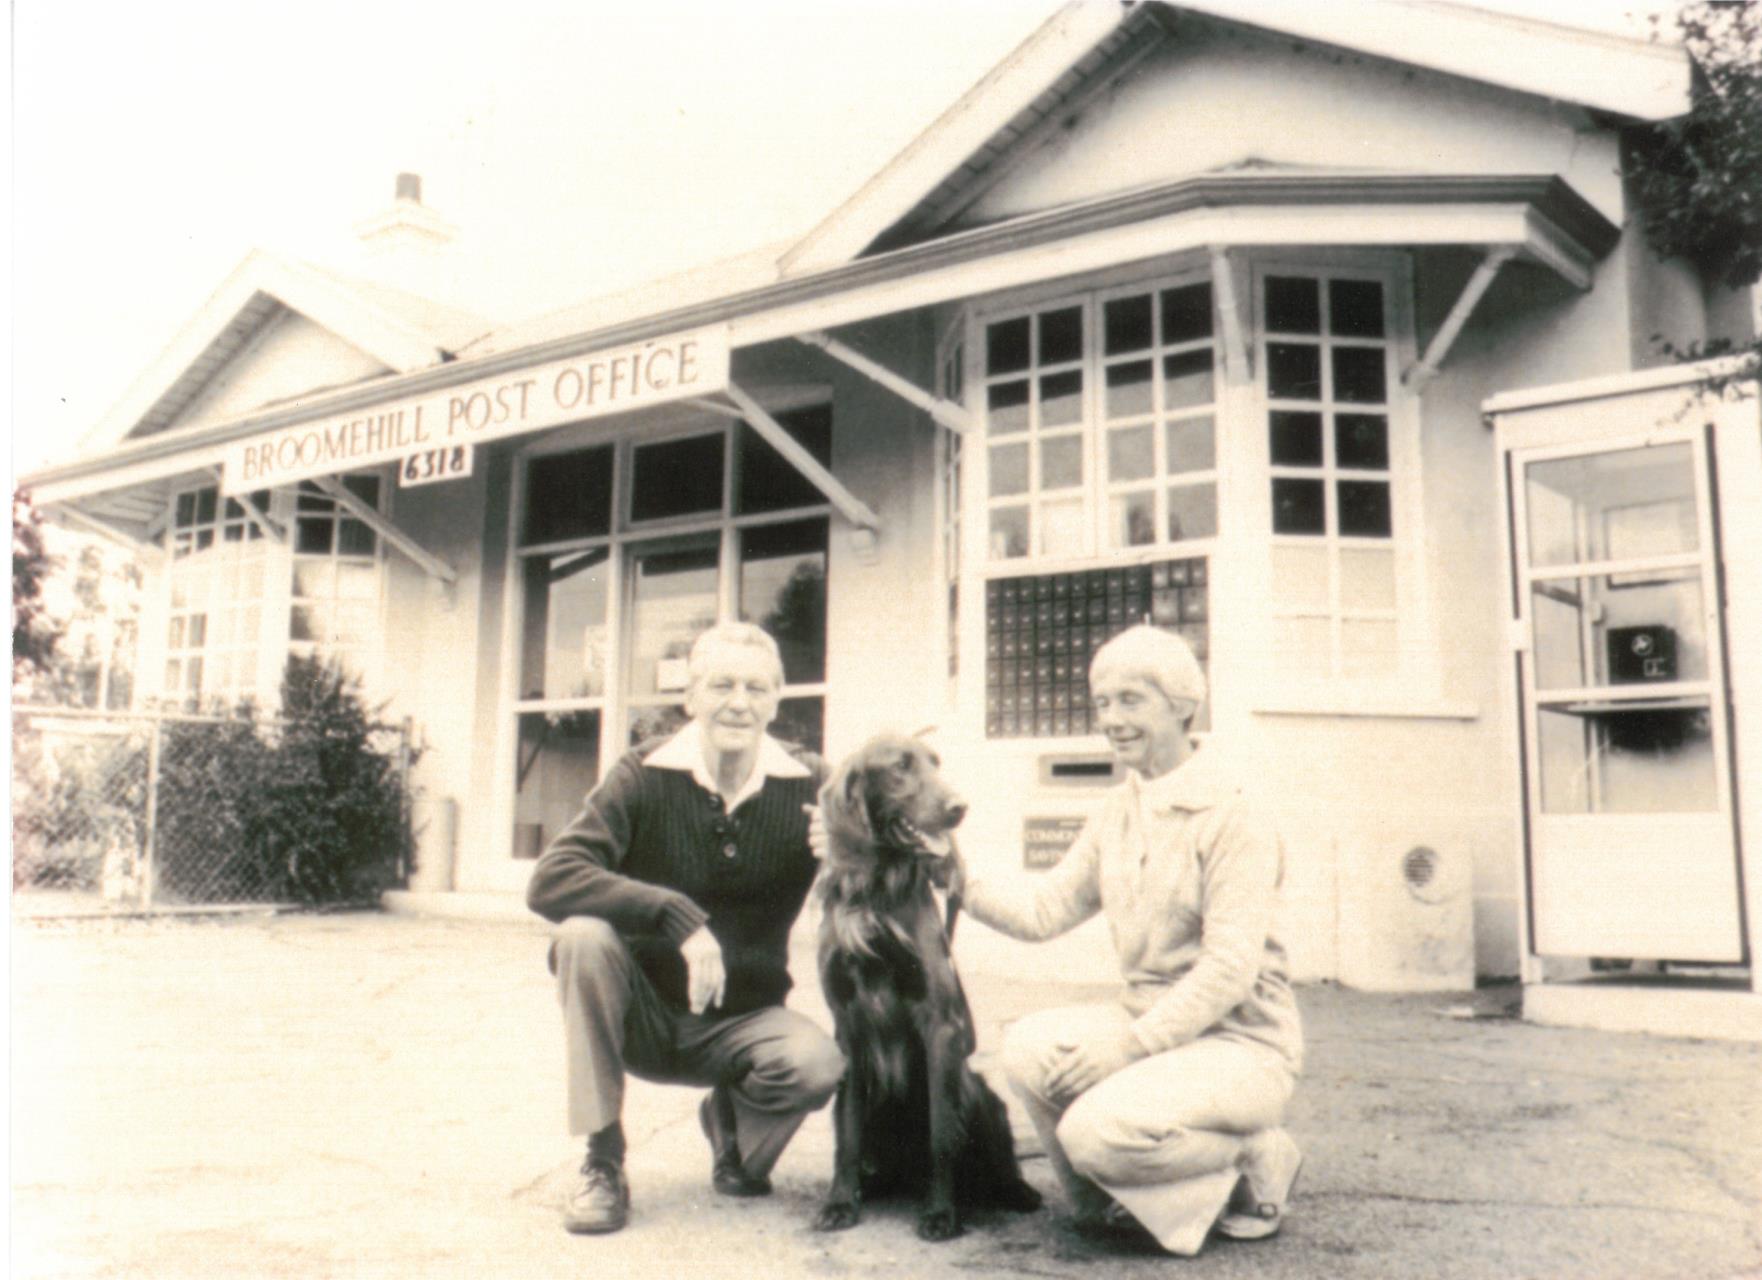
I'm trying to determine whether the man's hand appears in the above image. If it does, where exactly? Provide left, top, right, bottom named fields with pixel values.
left=804, top=803, right=828, bottom=860
left=1043, top=1030, right=1141, bottom=1102
left=680, top=925, right=725, bottom=1014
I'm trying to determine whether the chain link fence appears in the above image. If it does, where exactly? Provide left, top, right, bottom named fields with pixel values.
left=12, top=705, right=414, bottom=912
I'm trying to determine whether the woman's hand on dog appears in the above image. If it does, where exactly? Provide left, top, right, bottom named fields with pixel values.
left=805, top=804, right=828, bottom=859
left=680, top=925, right=726, bottom=1014
left=1044, top=1030, right=1143, bottom=1102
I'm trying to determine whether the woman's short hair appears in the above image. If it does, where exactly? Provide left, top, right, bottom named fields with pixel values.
left=687, top=622, right=785, bottom=689
left=1089, top=624, right=1207, bottom=715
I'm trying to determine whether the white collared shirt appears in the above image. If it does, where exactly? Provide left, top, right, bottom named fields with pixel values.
left=644, top=718, right=811, bottom=813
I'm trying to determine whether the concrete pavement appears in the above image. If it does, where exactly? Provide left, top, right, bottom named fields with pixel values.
left=10, top=910, right=1760, bottom=1279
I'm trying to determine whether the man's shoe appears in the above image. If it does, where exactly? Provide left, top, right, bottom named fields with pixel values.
left=563, top=1158, right=629, bottom=1234
left=699, top=1087, right=772, bottom=1197
left=1217, top=1128, right=1302, bottom=1241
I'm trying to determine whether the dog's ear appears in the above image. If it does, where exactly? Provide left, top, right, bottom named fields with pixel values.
left=821, top=759, right=872, bottom=842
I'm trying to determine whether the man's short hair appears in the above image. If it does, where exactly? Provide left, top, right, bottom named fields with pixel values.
left=687, top=622, right=785, bottom=689
left=1090, top=624, right=1207, bottom=716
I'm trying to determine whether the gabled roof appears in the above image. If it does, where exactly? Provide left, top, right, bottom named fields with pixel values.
left=782, top=0, right=1693, bottom=276
left=80, top=249, right=489, bottom=454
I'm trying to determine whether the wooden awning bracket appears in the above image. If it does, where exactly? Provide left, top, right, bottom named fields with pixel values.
left=796, top=331, right=973, bottom=435
left=206, top=467, right=286, bottom=544
left=308, top=475, right=458, bottom=597
left=1406, top=246, right=1518, bottom=388
left=722, top=380, right=882, bottom=546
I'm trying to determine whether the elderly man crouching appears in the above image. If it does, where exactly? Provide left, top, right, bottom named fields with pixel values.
left=958, top=624, right=1304, bottom=1256
left=527, top=622, right=842, bottom=1235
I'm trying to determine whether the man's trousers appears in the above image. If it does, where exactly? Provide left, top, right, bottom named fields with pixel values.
left=551, top=916, right=844, bottom=1178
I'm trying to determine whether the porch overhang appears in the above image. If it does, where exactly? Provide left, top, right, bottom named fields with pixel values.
left=24, top=172, right=1617, bottom=514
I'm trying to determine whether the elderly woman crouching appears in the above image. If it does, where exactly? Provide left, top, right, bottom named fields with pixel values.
left=959, top=624, right=1303, bottom=1256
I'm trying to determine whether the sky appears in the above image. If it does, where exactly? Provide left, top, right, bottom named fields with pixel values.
left=9, top=0, right=1677, bottom=479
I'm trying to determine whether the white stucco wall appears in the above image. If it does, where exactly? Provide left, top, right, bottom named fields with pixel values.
left=965, top=17, right=1624, bottom=229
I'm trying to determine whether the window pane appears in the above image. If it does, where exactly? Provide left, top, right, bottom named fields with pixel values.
left=1161, top=283, right=1213, bottom=344
left=524, top=444, right=614, bottom=545
left=737, top=404, right=833, bottom=515
left=292, top=561, right=335, bottom=600
left=1339, top=546, right=1397, bottom=610
left=1266, top=276, right=1321, bottom=333
left=337, top=564, right=377, bottom=600
left=1341, top=618, right=1398, bottom=678
left=1329, top=279, right=1385, bottom=338
left=1537, top=703, right=1716, bottom=815
left=195, top=487, right=218, bottom=524
left=338, top=519, right=376, bottom=556
left=1338, top=480, right=1393, bottom=537
left=296, top=518, right=333, bottom=554
left=989, top=506, right=1029, bottom=560
left=1039, top=499, right=1085, bottom=558
left=1105, top=360, right=1154, bottom=418
left=343, top=474, right=381, bottom=506
left=1272, top=478, right=1327, bottom=534
left=175, top=492, right=196, bottom=527
left=1531, top=570, right=1708, bottom=690
left=1272, top=615, right=1331, bottom=680
left=1272, top=544, right=1329, bottom=611
left=627, top=545, right=719, bottom=696
left=1524, top=444, right=1697, bottom=568
left=1110, top=491, right=1156, bottom=548
left=1104, top=294, right=1153, bottom=355
left=1333, top=346, right=1387, bottom=404
left=289, top=604, right=321, bottom=642
left=1269, top=411, right=1323, bottom=466
left=1336, top=414, right=1389, bottom=469
left=1168, top=483, right=1217, bottom=541
left=1039, top=306, right=1083, bottom=366
left=1267, top=343, right=1322, bottom=400
left=1108, top=426, right=1155, bottom=482
left=514, top=710, right=603, bottom=858
left=987, top=317, right=1031, bottom=374
left=521, top=548, right=611, bottom=700
left=1166, top=416, right=1215, bottom=474
left=1162, top=350, right=1214, bottom=411
left=772, top=696, right=825, bottom=756
left=631, top=434, right=724, bottom=522
left=987, top=380, right=1031, bottom=436
left=1040, top=435, right=1083, bottom=491
left=989, top=443, right=1029, bottom=497
left=740, top=518, right=828, bottom=684
left=1040, top=371, right=1083, bottom=428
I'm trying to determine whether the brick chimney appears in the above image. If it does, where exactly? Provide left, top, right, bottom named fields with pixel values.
left=355, top=172, right=456, bottom=254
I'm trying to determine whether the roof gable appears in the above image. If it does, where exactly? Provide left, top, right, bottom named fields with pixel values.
left=81, top=250, right=477, bottom=453
left=781, top=0, right=1691, bottom=276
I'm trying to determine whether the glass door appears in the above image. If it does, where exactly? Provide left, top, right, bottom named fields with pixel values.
left=622, top=536, right=722, bottom=747
left=1510, top=433, right=1743, bottom=962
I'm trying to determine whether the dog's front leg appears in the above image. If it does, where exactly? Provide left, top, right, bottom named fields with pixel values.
left=813, top=1067, right=864, bottom=1231
left=917, top=1019, right=966, bottom=1241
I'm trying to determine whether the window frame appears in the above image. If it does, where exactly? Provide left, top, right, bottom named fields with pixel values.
left=497, top=395, right=835, bottom=862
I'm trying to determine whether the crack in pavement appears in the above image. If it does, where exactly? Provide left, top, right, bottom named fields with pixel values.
left=1308, top=1188, right=1758, bottom=1226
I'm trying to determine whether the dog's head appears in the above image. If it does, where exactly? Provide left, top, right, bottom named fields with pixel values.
left=821, top=732, right=967, bottom=863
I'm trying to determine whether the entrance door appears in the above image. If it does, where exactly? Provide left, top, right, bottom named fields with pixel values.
left=1508, top=432, right=1743, bottom=962
left=621, top=536, right=723, bottom=748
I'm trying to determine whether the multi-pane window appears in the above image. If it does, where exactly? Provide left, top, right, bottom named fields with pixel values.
left=1099, top=280, right=1218, bottom=549
left=511, top=406, right=833, bottom=860
left=1260, top=271, right=1400, bottom=680
left=164, top=485, right=268, bottom=708
left=289, top=476, right=383, bottom=678
left=980, top=273, right=1220, bottom=563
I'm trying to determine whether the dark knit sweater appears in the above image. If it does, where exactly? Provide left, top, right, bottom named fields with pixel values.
left=526, top=736, right=827, bottom=1016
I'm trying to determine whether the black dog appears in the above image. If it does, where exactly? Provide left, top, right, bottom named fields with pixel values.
left=812, top=733, right=1041, bottom=1241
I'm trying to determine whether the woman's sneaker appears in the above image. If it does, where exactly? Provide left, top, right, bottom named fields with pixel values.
left=1217, top=1129, right=1302, bottom=1241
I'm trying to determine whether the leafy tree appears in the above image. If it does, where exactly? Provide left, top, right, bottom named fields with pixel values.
left=1628, top=2, right=1762, bottom=289
left=12, top=488, right=62, bottom=682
